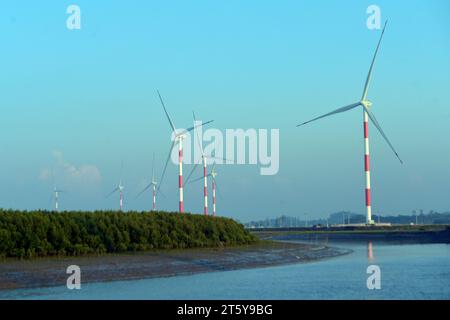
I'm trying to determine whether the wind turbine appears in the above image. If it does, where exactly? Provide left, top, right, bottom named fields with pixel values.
left=296, top=21, right=402, bottom=225
left=137, top=153, right=160, bottom=211
left=189, top=163, right=222, bottom=216
left=210, top=165, right=221, bottom=217
left=185, top=111, right=229, bottom=215
left=51, top=187, right=65, bottom=212
left=49, top=169, right=65, bottom=212
left=107, top=163, right=125, bottom=211
left=157, top=90, right=214, bottom=213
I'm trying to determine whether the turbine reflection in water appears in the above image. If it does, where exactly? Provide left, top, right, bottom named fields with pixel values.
left=368, top=241, right=374, bottom=261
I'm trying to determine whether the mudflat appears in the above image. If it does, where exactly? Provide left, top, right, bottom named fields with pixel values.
left=0, top=241, right=350, bottom=291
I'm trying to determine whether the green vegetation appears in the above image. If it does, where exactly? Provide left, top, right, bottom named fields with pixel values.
left=0, top=209, right=256, bottom=259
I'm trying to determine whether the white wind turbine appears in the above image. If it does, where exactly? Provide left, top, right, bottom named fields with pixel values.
left=48, top=169, right=65, bottom=212
left=296, top=21, right=402, bottom=225
left=137, top=153, right=160, bottom=211
left=107, top=162, right=125, bottom=211
left=51, top=186, right=65, bottom=212
left=157, top=90, right=214, bottom=213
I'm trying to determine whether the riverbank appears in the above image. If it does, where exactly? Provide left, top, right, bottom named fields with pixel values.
left=0, top=241, right=350, bottom=291
left=252, top=225, right=450, bottom=244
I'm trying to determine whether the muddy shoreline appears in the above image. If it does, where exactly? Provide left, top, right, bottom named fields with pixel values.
left=0, top=241, right=350, bottom=291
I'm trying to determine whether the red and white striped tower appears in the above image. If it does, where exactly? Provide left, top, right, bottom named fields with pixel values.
left=178, top=136, right=184, bottom=213
left=152, top=184, right=156, bottom=211
left=212, top=179, right=216, bottom=217
left=211, top=168, right=217, bottom=217
left=55, top=189, right=59, bottom=212
left=363, top=110, right=373, bottom=224
left=119, top=190, right=123, bottom=211
left=203, top=156, right=208, bottom=215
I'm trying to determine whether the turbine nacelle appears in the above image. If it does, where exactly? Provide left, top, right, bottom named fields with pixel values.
left=361, top=100, right=373, bottom=109
left=53, top=188, right=64, bottom=195
left=174, top=132, right=187, bottom=141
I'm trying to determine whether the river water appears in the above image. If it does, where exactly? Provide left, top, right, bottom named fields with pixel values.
left=1, top=241, right=449, bottom=299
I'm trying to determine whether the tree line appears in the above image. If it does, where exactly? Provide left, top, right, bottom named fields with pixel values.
left=0, top=209, right=256, bottom=258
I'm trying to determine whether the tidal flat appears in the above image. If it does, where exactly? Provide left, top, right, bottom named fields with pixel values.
left=0, top=241, right=350, bottom=291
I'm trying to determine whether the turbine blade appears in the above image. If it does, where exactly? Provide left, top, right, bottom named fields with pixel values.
left=119, top=161, right=124, bottom=185
left=183, top=119, right=214, bottom=134
left=106, top=187, right=119, bottom=198
left=51, top=168, right=55, bottom=189
left=48, top=193, right=54, bottom=206
left=184, top=163, right=199, bottom=185
left=188, top=174, right=211, bottom=184
left=156, top=187, right=166, bottom=199
left=157, top=90, right=177, bottom=133
left=296, top=102, right=361, bottom=127
left=363, top=105, right=403, bottom=164
left=136, top=183, right=152, bottom=199
left=208, top=156, right=233, bottom=164
left=151, top=152, right=155, bottom=181
left=192, top=111, right=204, bottom=155
left=361, top=20, right=388, bottom=100
left=213, top=178, right=223, bottom=201
left=157, top=139, right=177, bottom=193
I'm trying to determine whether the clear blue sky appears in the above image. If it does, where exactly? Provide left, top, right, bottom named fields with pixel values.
left=0, top=1, right=449, bottom=221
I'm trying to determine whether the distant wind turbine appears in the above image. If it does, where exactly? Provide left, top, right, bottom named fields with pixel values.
left=107, top=162, right=125, bottom=211
left=185, top=111, right=229, bottom=215
left=51, top=187, right=65, bottom=212
left=49, top=169, right=65, bottom=212
left=189, top=164, right=222, bottom=217
left=157, top=90, right=214, bottom=213
left=296, top=21, right=402, bottom=225
left=137, top=153, right=160, bottom=211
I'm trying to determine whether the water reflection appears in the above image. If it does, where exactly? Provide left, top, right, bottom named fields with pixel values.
left=368, top=241, right=374, bottom=261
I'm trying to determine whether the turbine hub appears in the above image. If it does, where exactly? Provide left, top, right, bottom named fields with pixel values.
left=175, top=132, right=186, bottom=140
left=361, top=100, right=372, bottom=109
